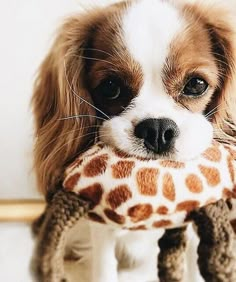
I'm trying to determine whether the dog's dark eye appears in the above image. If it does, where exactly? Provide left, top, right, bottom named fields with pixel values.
left=182, top=77, right=208, bottom=97
left=97, top=79, right=121, bottom=100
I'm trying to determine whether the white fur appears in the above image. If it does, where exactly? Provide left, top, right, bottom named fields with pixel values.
left=91, top=0, right=212, bottom=281
left=100, top=0, right=213, bottom=162
left=122, top=0, right=183, bottom=73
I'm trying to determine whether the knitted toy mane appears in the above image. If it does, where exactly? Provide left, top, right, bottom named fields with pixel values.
left=32, top=141, right=236, bottom=282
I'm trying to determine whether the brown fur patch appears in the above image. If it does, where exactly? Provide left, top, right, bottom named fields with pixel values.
left=156, top=206, right=169, bottom=215
left=199, top=165, right=221, bottom=187
left=152, top=220, right=172, bottom=228
left=64, top=173, right=81, bottom=191
left=128, top=204, right=153, bottom=223
left=83, top=154, right=108, bottom=177
left=202, top=146, right=222, bottom=162
left=88, top=212, right=106, bottom=223
left=185, top=174, right=203, bottom=193
left=111, top=160, right=135, bottom=179
left=129, top=225, right=147, bottom=231
left=86, top=3, right=144, bottom=117
left=227, top=156, right=235, bottom=183
left=79, top=183, right=103, bottom=208
left=163, top=11, right=219, bottom=113
left=176, top=200, right=200, bottom=212
left=136, top=168, right=159, bottom=196
left=162, top=173, right=176, bottom=201
left=159, top=160, right=185, bottom=169
left=106, top=185, right=132, bottom=209
left=104, top=208, right=125, bottom=224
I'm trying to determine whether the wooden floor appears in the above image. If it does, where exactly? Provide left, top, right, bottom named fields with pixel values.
left=0, top=200, right=45, bottom=222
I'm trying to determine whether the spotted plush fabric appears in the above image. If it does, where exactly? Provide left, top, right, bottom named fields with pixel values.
left=63, top=142, right=236, bottom=230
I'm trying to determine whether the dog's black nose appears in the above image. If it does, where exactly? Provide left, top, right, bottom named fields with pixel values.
left=134, top=118, right=179, bottom=154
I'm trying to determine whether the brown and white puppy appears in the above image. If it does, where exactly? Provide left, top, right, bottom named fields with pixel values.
left=32, top=0, right=236, bottom=281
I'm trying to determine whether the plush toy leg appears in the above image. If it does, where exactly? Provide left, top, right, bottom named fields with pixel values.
left=158, top=226, right=187, bottom=282
left=31, top=190, right=89, bottom=282
left=190, top=200, right=236, bottom=282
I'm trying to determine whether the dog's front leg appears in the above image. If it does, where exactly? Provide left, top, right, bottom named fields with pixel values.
left=91, top=223, right=118, bottom=282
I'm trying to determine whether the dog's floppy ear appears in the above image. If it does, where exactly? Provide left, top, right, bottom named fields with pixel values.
left=179, top=0, right=236, bottom=144
left=32, top=12, right=101, bottom=196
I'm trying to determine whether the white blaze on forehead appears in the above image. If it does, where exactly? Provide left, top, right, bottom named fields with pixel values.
left=122, top=0, right=184, bottom=73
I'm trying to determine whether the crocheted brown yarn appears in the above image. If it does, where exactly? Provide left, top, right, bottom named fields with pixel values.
left=31, top=191, right=236, bottom=282
left=158, top=226, right=187, bottom=282
left=31, top=190, right=89, bottom=282
left=190, top=199, right=236, bottom=282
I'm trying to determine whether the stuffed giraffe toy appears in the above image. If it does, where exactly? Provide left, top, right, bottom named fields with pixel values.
left=32, top=141, right=236, bottom=282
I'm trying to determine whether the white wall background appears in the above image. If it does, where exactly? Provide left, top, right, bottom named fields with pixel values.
left=0, top=1, right=235, bottom=282
left=0, top=0, right=118, bottom=199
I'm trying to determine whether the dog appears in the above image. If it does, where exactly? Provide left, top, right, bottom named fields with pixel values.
left=32, top=0, right=236, bottom=281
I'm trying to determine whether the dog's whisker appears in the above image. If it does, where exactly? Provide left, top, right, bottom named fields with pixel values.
left=43, top=132, right=101, bottom=170
left=63, top=58, right=110, bottom=120
left=205, top=110, right=220, bottom=119
left=78, top=48, right=115, bottom=59
left=205, top=104, right=223, bottom=119
left=205, top=104, right=221, bottom=116
left=38, top=125, right=100, bottom=154
left=58, top=115, right=107, bottom=122
left=69, top=54, right=118, bottom=68
left=44, top=131, right=112, bottom=167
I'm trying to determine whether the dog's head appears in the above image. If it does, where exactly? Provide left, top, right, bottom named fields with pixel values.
left=32, top=0, right=236, bottom=195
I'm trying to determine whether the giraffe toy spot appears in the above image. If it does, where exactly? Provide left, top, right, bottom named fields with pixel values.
left=159, top=160, right=185, bottom=169
left=104, top=209, right=126, bottom=224
left=129, top=225, right=147, bottom=231
left=79, top=183, right=103, bottom=209
left=223, top=188, right=236, bottom=199
left=64, top=172, right=81, bottom=191
left=152, top=220, right=172, bottom=228
left=162, top=173, right=176, bottom=201
left=156, top=206, right=169, bottom=215
left=185, top=174, right=203, bottom=193
left=106, top=185, right=132, bottom=209
left=128, top=204, right=153, bottom=223
left=83, top=154, right=109, bottom=177
left=111, top=160, right=135, bottom=179
left=176, top=200, right=200, bottom=212
left=199, top=165, right=221, bottom=187
left=88, top=212, right=106, bottom=224
left=203, top=146, right=222, bottom=162
left=136, top=168, right=159, bottom=196
left=227, top=156, right=235, bottom=182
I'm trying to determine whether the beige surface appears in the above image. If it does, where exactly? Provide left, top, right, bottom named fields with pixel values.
left=0, top=200, right=45, bottom=222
